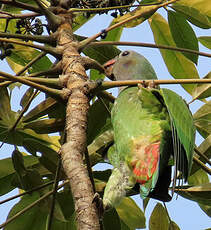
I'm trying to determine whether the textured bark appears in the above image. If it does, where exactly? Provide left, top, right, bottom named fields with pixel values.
left=58, top=20, right=100, bottom=230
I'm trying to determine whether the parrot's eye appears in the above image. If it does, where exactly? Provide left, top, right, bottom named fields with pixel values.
left=121, top=51, right=130, bottom=56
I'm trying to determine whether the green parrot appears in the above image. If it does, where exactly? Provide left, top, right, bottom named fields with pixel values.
left=102, top=50, right=195, bottom=210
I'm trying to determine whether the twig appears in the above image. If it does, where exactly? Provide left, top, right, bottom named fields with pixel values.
left=193, top=156, right=211, bottom=175
left=0, top=181, right=54, bottom=205
left=0, top=0, right=42, bottom=13
left=0, top=38, right=60, bottom=57
left=16, top=52, right=47, bottom=76
left=0, top=70, right=62, bottom=97
left=89, top=41, right=211, bottom=58
left=96, top=79, right=211, bottom=91
left=0, top=180, right=69, bottom=229
left=0, top=32, right=56, bottom=45
left=47, top=156, right=62, bottom=230
left=79, top=0, right=177, bottom=50
left=0, top=11, right=40, bottom=19
left=194, top=147, right=211, bottom=167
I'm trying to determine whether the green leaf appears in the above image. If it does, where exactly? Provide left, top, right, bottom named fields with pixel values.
left=12, top=149, right=26, bottom=176
left=169, top=221, right=180, bottom=230
left=149, top=203, right=169, bottom=230
left=198, top=36, right=211, bottom=49
left=149, top=13, right=199, bottom=94
left=87, top=98, right=112, bottom=145
left=191, top=135, right=211, bottom=174
left=161, top=88, right=195, bottom=176
left=24, top=118, right=64, bottom=134
left=168, top=10, right=199, bottom=64
left=113, top=5, right=158, bottom=28
left=193, top=101, right=211, bottom=138
left=103, top=208, right=121, bottom=230
left=116, top=197, right=146, bottom=229
left=175, top=183, right=211, bottom=206
left=192, top=72, right=211, bottom=101
left=172, top=0, right=211, bottom=29
left=20, top=88, right=34, bottom=109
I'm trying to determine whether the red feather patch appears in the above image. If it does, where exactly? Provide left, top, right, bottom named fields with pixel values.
left=132, top=142, right=160, bottom=184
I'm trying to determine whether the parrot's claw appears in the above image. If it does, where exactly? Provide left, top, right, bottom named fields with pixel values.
left=138, top=80, right=158, bottom=89
left=92, top=193, right=104, bottom=219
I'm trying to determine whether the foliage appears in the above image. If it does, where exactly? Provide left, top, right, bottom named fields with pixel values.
left=0, top=0, right=210, bottom=229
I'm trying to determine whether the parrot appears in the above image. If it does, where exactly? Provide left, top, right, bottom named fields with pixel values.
left=102, top=50, right=195, bottom=210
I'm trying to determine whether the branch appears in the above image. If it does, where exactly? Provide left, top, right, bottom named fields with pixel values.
left=0, top=180, right=69, bottom=229
left=193, top=156, right=211, bottom=175
left=0, top=11, right=40, bottom=19
left=89, top=41, right=211, bottom=58
left=0, top=32, right=56, bottom=45
left=95, top=79, right=211, bottom=91
left=0, top=0, right=42, bottom=13
left=79, top=0, right=177, bottom=50
left=0, top=71, right=62, bottom=97
left=0, top=38, right=60, bottom=57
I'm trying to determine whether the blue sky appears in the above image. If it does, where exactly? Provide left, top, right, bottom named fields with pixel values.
left=0, top=7, right=210, bottom=230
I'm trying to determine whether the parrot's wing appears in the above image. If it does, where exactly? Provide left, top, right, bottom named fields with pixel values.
left=161, top=88, right=195, bottom=182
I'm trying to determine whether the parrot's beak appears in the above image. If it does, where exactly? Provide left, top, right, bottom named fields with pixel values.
left=103, top=58, right=116, bottom=80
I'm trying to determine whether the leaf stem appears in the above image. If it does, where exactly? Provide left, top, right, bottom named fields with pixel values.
left=0, top=181, right=54, bottom=205
left=90, top=41, right=211, bottom=58
left=96, top=79, right=211, bottom=91
left=79, top=0, right=177, bottom=50
left=0, top=180, right=69, bottom=229
left=0, top=38, right=60, bottom=57
left=0, top=71, right=62, bottom=97
left=0, top=11, right=41, bottom=19
left=193, top=156, right=211, bottom=175
left=194, top=147, right=211, bottom=167
left=0, top=32, right=56, bottom=45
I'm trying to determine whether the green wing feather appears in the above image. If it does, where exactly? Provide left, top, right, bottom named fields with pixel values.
left=161, top=88, right=195, bottom=179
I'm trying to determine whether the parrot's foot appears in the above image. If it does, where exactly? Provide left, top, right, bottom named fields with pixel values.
left=92, top=193, right=104, bottom=219
left=138, top=80, right=158, bottom=89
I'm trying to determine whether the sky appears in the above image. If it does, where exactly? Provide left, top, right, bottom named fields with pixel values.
left=0, top=6, right=210, bottom=230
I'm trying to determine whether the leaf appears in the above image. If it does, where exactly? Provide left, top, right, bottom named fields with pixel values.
left=113, top=5, right=159, bottom=28
left=116, top=197, right=146, bottom=229
left=149, top=13, right=199, bottom=94
left=168, top=10, right=199, bottom=64
left=20, top=87, right=34, bottom=109
left=76, top=34, right=121, bottom=65
left=169, top=221, right=180, bottom=230
left=103, top=208, right=121, bottom=230
left=24, top=118, right=64, bottom=134
left=0, top=155, right=39, bottom=195
left=198, top=36, right=211, bottom=49
left=172, top=0, right=211, bottom=29
left=193, top=101, right=211, bottom=138
left=161, top=88, right=195, bottom=175
left=87, top=98, right=113, bottom=145
left=23, top=97, right=63, bottom=122
left=149, top=203, right=169, bottom=230
left=192, top=72, right=211, bottom=101
left=12, top=149, right=26, bottom=176
left=191, top=135, right=211, bottom=174
left=175, top=183, right=211, bottom=205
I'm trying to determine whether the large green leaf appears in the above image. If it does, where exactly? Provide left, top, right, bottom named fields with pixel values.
left=168, top=10, right=199, bottom=64
left=161, top=88, right=195, bottom=176
left=175, top=183, right=211, bottom=206
left=198, top=36, right=211, bottom=49
left=0, top=155, right=39, bottom=195
left=103, top=208, right=122, bottom=230
left=116, top=197, right=146, bottom=229
left=149, top=13, right=199, bottom=94
left=193, top=101, right=211, bottom=138
left=149, top=203, right=169, bottom=230
left=172, top=0, right=211, bottom=29
left=87, top=98, right=113, bottom=145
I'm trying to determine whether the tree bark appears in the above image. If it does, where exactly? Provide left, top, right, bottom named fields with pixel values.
left=58, top=20, right=100, bottom=230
